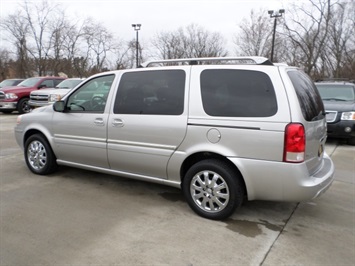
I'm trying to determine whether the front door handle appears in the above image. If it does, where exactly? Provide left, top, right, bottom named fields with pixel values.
left=94, top=118, right=105, bottom=126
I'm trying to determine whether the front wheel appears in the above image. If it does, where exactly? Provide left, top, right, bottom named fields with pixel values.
left=17, top=97, right=31, bottom=114
left=182, top=159, right=245, bottom=220
left=24, top=134, right=57, bottom=175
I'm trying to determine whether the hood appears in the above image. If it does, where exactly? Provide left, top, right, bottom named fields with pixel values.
left=323, top=100, right=355, bottom=112
left=0, top=85, right=24, bottom=92
left=30, top=104, right=53, bottom=113
left=31, top=88, right=70, bottom=97
left=0, top=85, right=18, bottom=89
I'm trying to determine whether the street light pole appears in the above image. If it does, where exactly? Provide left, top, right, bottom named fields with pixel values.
left=268, top=9, right=285, bottom=62
left=131, top=24, right=141, bottom=68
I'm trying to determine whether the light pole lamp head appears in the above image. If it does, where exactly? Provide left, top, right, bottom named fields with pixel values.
left=132, top=24, right=142, bottom=31
left=268, top=9, right=285, bottom=18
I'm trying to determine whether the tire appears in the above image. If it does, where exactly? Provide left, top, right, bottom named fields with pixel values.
left=182, top=159, right=245, bottom=220
left=24, top=134, right=57, bottom=175
left=17, top=97, right=31, bottom=114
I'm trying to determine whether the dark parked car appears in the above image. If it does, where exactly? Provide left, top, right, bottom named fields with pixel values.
left=315, top=81, right=355, bottom=145
left=0, top=79, right=24, bottom=88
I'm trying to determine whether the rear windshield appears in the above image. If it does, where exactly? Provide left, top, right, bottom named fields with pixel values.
left=288, top=70, right=324, bottom=121
left=200, top=69, right=277, bottom=117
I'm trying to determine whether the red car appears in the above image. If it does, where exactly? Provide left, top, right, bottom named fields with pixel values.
left=0, top=77, right=65, bottom=114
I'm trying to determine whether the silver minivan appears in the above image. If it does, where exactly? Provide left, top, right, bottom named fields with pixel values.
left=14, top=57, right=334, bottom=220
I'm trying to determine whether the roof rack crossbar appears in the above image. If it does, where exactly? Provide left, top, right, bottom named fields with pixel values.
left=142, top=56, right=273, bottom=67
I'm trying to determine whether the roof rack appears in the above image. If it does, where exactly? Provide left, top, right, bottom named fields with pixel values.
left=141, top=56, right=273, bottom=67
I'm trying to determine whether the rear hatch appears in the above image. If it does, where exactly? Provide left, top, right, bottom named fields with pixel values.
left=286, top=70, right=327, bottom=175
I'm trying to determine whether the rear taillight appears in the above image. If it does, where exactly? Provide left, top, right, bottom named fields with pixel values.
left=283, top=123, right=305, bottom=163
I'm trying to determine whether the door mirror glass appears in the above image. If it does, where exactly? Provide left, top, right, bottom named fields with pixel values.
left=53, top=101, right=65, bottom=112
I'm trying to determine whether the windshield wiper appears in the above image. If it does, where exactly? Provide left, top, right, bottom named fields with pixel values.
left=322, top=98, right=347, bottom=101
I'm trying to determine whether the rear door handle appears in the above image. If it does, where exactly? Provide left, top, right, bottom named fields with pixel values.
left=112, top=119, right=124, bottom=127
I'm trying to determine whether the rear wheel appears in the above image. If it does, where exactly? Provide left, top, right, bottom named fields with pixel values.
left=24, top=134, right=57, bottom=175
left=182, top=159, right=244, bottom=220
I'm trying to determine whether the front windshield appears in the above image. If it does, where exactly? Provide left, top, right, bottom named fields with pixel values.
left=0, top=80, right=15, bottom=87
left=17, top=77, right=41, bottom=87
left=56, top=79, right=83, bottom=89
left=316, top=84, right=355, bottom=101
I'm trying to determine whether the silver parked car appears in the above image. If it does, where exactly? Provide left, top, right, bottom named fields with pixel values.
left=14, top=57, right=334, bottom=220
left=0, top=78, right=24, bottom=88
left=29, top=78, right=84, bottom=108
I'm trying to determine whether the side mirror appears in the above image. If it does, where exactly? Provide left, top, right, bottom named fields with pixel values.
left=38, top=85, right=47, bottom=89
left=53, top=101, right=65, bottom=112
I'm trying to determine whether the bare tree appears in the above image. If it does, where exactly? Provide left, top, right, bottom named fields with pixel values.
left=184, top=24, right=227, bottom=57
left=320, top=1, right=354, bottom=78
left=284, top=0, right=333, bottom=76
left=339, top=1, right=355, bottom=80
left=151, top=24, right=228, bottom=59
left=83, top=20, right=116, bottom=73
left=0, top=49, right=11, bottom=80
left=1, top=12, right=30, bottom=77
left=111, top=40, right=138, bottom=70
left=151, top=31, right=185, bottom=59
left=2, top=0, right=354, bottom=80
left=234, top=9, right=273, bottom=57
left=60, top=18, right=91, bottom=77
left=21, top=0, right=64, bottom=75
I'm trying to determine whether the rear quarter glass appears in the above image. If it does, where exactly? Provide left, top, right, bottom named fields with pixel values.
left=200, top=69, right=277, bottom=117
left=287, top=70, right=325, bottom=121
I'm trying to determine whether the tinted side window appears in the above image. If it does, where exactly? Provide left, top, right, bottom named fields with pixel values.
left=288, top=70, right=324, bottom=121
left=114, top=70, right=185, bottom=115
left=200, top=69, right=277, bottom=117
left=40, top=80, right=54, bottom=88
left=53, top=79, right=64, bottom=87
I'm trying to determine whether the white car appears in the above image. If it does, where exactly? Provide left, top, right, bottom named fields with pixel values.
left=29, top=78, right=84, bottom=108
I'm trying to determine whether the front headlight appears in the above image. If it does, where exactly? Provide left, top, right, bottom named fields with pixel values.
left=5, top=93, right=18, bottom=99
left=49, top=94, right=61, bottom=102
left=341, top=112, right=355, bottom=120
left=16, top=115, right=22, bottom=125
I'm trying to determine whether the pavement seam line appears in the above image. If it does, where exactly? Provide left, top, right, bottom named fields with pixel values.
left=259, top=202, right=300, bottom=266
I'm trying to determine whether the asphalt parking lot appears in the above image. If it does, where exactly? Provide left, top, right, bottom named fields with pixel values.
left=0, top=113, right=354, bottom=265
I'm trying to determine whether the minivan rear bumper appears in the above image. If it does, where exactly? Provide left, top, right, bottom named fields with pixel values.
left=228, top=152, right=335, bottom=202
